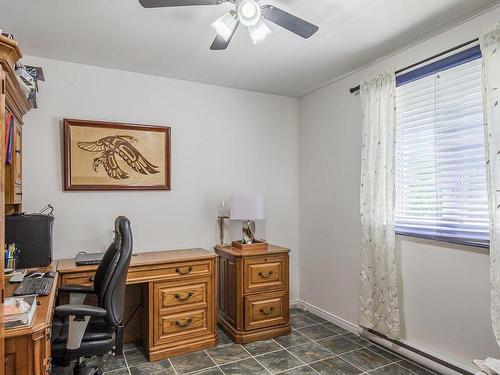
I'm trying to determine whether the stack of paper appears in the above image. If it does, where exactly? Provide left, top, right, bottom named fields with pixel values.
left=4, top=294, right=37, bottom=329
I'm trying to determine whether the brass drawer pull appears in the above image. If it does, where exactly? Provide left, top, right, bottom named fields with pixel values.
left=175, top=318, right=193, bottom=328
left=259, top=307, right=274, bottom=316
left=176, top=266, right=193, bottom=275
left=175, top=291, right=193, bottom=301
left=258, top=270, right=274, bottom=279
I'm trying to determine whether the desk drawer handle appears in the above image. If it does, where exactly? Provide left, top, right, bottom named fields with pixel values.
left=176, top=266, right=193, bottom=275
left=175, top=291, right=193, bottom=302
left=89, top=276, right=95, bottom=282
left=258, top=271, right=274, bottom=279
left=175, top=318, right=193, bottom=328
left=259, top=307, right=274, bottom=316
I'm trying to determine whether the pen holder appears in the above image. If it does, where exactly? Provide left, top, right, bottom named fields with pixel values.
left=6, top=256, right=17, bottom=270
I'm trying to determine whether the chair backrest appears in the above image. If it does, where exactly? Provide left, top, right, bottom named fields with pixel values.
left=93, top=217, right=123, bottom=294
left=96, top=216, right=133, bottom=327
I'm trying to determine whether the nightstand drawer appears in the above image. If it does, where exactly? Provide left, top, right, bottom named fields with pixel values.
left=155, top=279, right=208, bottom=312
left=154, top=309, right=209, bottom=344
left=244, top=291, right=288, bottom=331
left=244, top=256, right=287, bottom=293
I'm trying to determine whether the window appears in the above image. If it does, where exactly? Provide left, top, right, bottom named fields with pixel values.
left=395, top=46, right=489, bottom=248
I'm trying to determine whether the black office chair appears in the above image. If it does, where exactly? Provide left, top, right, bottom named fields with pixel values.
left=51, top=216, right=133, bottom=375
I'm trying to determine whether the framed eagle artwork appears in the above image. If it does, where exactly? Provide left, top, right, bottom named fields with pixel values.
left=63, top=119, right=171, bottom=191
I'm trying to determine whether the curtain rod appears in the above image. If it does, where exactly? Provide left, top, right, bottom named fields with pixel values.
left=349, top=37, right=479, bottom=94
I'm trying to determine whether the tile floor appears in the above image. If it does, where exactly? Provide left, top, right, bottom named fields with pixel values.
left=52, top=308, right=438, bottom=375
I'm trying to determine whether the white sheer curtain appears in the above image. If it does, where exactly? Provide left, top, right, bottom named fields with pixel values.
left=359, top=73, right=401, bottom=339
left=481, top=23, right=500, bottom=347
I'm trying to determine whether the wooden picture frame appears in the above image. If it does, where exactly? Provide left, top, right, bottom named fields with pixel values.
left=63, top=119, right=171, bottom=191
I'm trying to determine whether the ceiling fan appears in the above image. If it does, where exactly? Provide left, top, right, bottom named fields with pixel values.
left=138, top=0, right=319, bottom=50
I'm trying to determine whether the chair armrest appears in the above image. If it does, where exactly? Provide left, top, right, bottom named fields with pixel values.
left=55, top=304, right=106, bottom=318
left=58, top=284, right=95, bottom=294
left=55, top=304, right=107, bottom=351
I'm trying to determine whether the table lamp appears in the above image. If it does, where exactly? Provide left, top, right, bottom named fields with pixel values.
left=230, top=193, right=265, bottom=247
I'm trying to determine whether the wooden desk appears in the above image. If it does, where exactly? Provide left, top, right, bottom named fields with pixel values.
left=57, top=249, right=218, bottom=361
left=4, top=263, right=58, bottom=375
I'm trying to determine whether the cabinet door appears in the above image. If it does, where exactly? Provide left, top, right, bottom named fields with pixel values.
left=14, top=123, right=21, bottom=186
left=218, top=256, right=237, bottom=326
left=4, top=117, right=22, bottom=205
left=0, top=69, right=5, bottom=375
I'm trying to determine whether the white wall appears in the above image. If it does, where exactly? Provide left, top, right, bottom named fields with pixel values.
left=299, top=6, right=500, bottom=370
left=21, top=56, right=300, bottom=298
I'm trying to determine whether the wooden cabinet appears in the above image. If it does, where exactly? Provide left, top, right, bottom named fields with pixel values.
left=0, top=66, right=6, bottom=375
left=152, top=276, right=213, bottom=346
left=145, top=254, right=218, bottom=361
left=4, top=264, right=58, bottom=375
left=4, top=324, right=52, bottom=375
left=0, top=36, right=30, bottom=213
left=0, top=34, right=32, bottom=375
left=215, top=244, right=291, bottom=344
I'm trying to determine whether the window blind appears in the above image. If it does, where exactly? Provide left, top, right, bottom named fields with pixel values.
left=395, top=54, right=489, bottom=247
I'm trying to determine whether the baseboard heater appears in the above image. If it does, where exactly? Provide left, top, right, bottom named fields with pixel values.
left=363, top=329, right=474, bottom=375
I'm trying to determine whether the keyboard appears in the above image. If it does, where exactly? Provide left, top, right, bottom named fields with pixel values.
left=14, top=277, right=53, bottom=296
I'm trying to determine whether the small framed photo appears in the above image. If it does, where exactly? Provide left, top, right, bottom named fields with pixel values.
left=63, top=119, right=171, bottom=191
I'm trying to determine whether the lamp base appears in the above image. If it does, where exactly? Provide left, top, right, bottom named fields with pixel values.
left=241, top=220, right=256, bottom=244
left=231, top=240, right=268, bottom=251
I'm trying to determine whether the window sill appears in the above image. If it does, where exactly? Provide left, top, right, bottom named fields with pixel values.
left=395, top=231, right=490, bottom=252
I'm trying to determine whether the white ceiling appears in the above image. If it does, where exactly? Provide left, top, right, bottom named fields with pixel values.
left=0, top=0, right=497, bottom=97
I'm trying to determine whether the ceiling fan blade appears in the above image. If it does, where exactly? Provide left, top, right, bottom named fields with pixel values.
left=139, top=0, right=222, bottom=8
left=261, top=5, right=318, bottom=39
left=210, top=21, right=239, bottom=50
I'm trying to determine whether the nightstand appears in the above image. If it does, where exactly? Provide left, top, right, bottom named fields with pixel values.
left=214, top=243, right=291, bottom=344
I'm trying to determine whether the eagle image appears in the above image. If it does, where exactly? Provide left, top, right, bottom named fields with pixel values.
left=78, top=135, right=160, bottom=180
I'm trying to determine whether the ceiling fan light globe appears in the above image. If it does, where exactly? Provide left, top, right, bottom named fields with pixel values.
left=248, top=20, right=271, bottom=45
left=237, top=0, right=261, bottom=27
left=211, top=11, right=238, bottom=42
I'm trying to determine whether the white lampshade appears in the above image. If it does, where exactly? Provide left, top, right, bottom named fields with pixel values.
left=211, top=12, right=238, bottom=42
left=248, top=20, right=271, bottom=45
left=230, top=193, right=265, bottom=220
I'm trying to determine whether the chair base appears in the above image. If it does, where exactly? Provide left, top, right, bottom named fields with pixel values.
left=68, top=356, right=103, bottom=375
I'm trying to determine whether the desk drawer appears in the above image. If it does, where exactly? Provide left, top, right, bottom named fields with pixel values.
left=155, top=279, right=208, bottom=313
left=60, top=272, right=95, bottom=287
left=244, top=256, right=287, bottom=293
left=244, top=291, right=288, bottom=331
left=129, top=260, right=212, bottom=283
left=154, top=309, right=209, bottom=344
